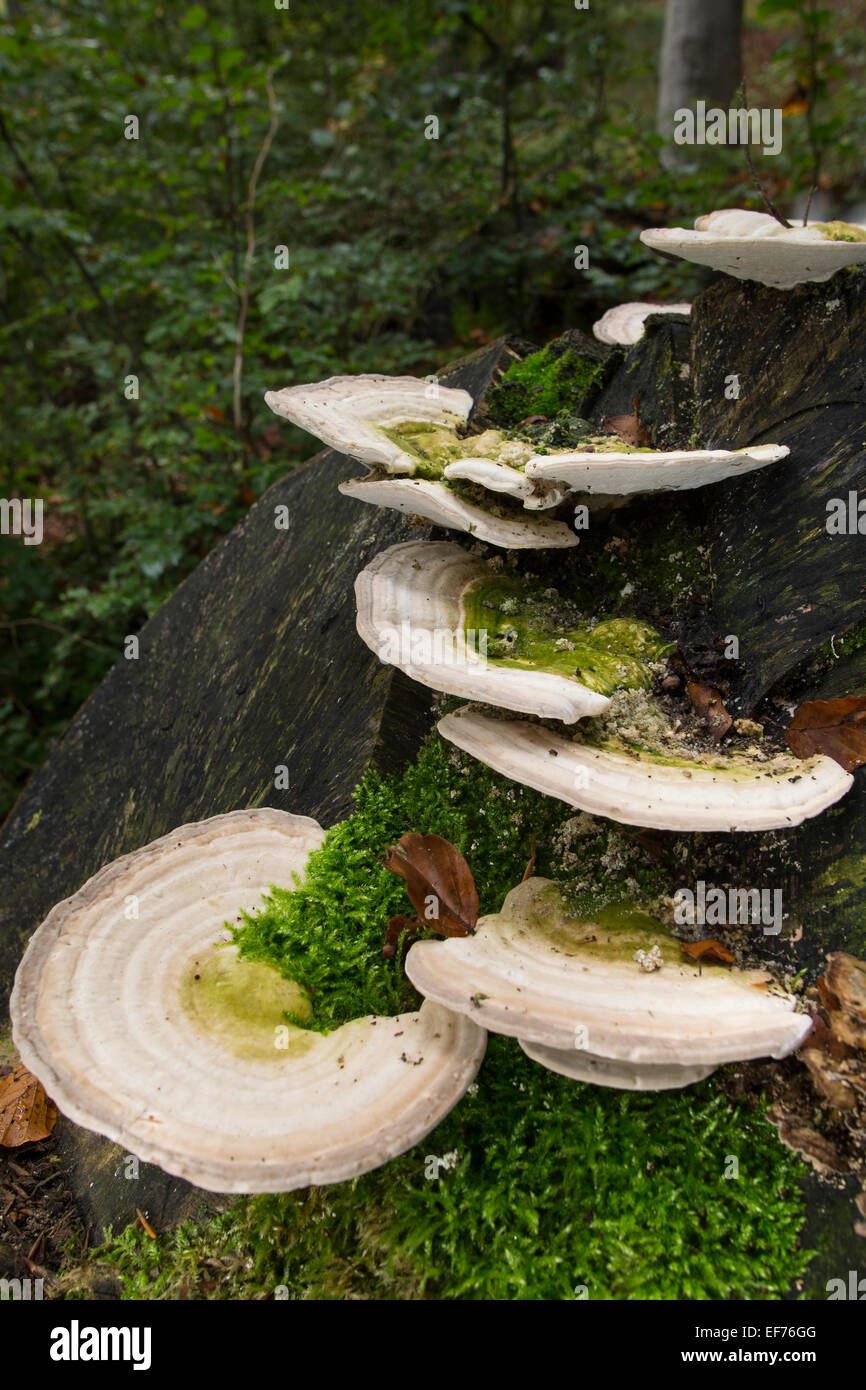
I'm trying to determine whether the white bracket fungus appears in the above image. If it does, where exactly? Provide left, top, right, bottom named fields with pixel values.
left=264, top=374, right=474, bottom=473
left=438, top=705, right=852, bottom=832
left=525, top=442, right=788, bottom=495
left=11, top=810, right=485, bottom=1193
left=592, top=302, right=692, bottom=347
left=406, top=878, right=811, bottom=1088
left=640, top=209, right=866, bottom=289
left=354, top=540, right=610, bottom=722
left=337, top=474, right=579, bottom=549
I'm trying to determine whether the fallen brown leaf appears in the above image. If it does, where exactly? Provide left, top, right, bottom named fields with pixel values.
left=681, top=939, right=735, bottom=965
left=602, top=397, right=651, bottom=448
left=785, top=695, right=866, bottom=772
left=384, top=833, right=478, bottom=937
left=0, top=1064, right=57, bottom=1147
left=687, top=681, right=733, bottom=743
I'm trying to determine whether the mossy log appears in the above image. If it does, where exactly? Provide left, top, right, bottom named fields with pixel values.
left=4, top=276, right=866, bottom=1247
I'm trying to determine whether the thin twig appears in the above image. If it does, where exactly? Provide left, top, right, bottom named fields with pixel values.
left=803, top=184, right=817, bottom=226
left=233, top=72, right=279, bottom=443
left=737, top=81, right=791, bottom=227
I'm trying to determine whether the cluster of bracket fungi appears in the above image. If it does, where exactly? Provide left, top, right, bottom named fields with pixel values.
left=10, top=210, right=866, bottom=1195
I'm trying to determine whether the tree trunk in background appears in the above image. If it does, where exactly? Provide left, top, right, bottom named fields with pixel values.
left=657, top=0, right=743, bottom=164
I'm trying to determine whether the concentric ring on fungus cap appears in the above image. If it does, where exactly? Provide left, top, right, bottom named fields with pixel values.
left=11, top=809, right=486, bottom=1194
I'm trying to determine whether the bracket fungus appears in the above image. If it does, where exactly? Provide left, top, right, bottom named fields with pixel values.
left=641, top=209, right=866, bottom=289
left=438, top=704, right=852, bottom=832
left=592, top=301, right=692, bottom=347
left=405, top=879, right=810, bottom=1090
left=337, top=474, right=578, bottom=549
left=525, top=441, right=788, bottom=496
left=355, top=540, right=668, bottom=723
left=263, top=373, right=474, bottom=474
left=10, top=809, right=485, bottom=1193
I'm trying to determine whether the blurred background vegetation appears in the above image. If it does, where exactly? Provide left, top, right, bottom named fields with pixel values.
left=1, top=0, right=865, bottom=820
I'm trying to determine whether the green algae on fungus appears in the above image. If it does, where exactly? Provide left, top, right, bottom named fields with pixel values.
left=378, top=421, right=533, bottom=482
left=87, top=1035, right=812, bottom=1301
left=814, top=221, right=866, bottom=244
left=576, top=687, right=795, bottom=773
left=461, top=575, right=671, bottom=694
left=179, top=946, right=314, bottom=1061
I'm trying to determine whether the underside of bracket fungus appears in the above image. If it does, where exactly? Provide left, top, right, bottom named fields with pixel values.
left=641, top=209, right=866, bottom=288
left=516, top=1039, right=715, bottom=1091
left=10, top=809, right=485, bottom=1193
left=525, top=441, right=788, bottom=495
left=264, top=374, right=474, bottom=473
left=438, top=704, right=852, bottom=832
left=337, top=474, right=578, bottom=549
left=354, top=539, right=670, bottom=723
left=405, top=879, right=810, bottom=1088
left=592, top=301, right=692, bottom=346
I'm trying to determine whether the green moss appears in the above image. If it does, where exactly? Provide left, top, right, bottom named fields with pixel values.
left=85, top=1039, right=810, bottom=1300
left=462, top=575, right=671, bottom=693
left=232, top=738, right=579, bottom=1032
left=486, top=335, right=607, bottom=428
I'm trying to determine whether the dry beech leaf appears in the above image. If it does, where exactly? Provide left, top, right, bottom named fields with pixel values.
left=602, top=397, right=651, bottom=448
left=687, top=681, right=733, bottom=743
left=785, top=695, right=866, bottom=772
left=384, top=833, right=478, bottom=938
left=681, top=939, right=735, bottom=966
left=0, top=1063, right=57, bottom=1147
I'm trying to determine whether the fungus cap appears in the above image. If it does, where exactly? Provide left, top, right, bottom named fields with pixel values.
left=11, top=809, right=485, bottom=1193
left=592, top=301, right=692, bottom=347
left=354, top=540, right=610, bottom=723
left=437, top=705, right=852, bottom=832
left=406, top=878, right=811, bottom=1067
left=525, top=442, right=788, bottom=495
left=264, top=374, right=473, bottom=474
left=640, top=210, right=866, bottom=288
left=338, top=475, right=579, bottom=549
